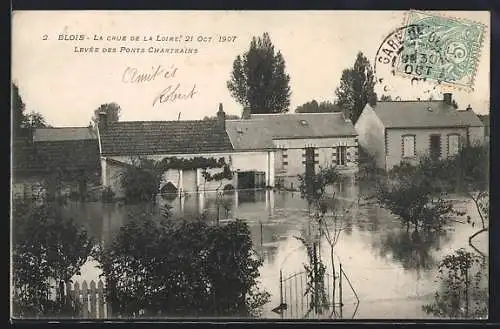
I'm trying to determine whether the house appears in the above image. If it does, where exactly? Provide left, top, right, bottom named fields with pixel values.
left=354, top=93, right=485, bottom=171
left=477, top=114, right=490, bottom=143
left=226, top=112, right=359, bottom=190
left=98, top=104, right=274, bottom=198
left=99, top=104, right=359, bottom=196
left=12, top=127, right=101, bottom=200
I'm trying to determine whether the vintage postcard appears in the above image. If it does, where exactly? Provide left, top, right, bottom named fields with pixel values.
left=11, top=10, right=490, bottom=320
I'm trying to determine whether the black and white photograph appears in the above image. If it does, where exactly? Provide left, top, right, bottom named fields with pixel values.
left=11, top=10, right=490, bottom=320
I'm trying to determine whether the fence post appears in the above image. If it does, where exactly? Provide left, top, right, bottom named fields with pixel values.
left=90, top=280, right=97, bottom=318
left=339, top=263, right=343, bottom=319
left=82, top=281, right=89, bottom=318
left=97, top=280, right=105, bottom=319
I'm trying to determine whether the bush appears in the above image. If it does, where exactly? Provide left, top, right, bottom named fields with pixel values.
left=120, top=158, right=162, bottom=203
left=423, top=249, right=488, bottom=318
left=12, top=200, right=94, bottom=318
left=101, top=186, right=115, bottom=203
left=93, top=214, right=270, bottom=317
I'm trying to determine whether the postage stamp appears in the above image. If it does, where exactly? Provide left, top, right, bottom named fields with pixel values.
left=394, top=10, right=486, bottom=91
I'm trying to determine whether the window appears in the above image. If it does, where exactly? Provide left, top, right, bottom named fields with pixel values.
left=281, top=149, right=288, bottom=168
left=402, top=135, right=416, bottom=158
left=448, top=134, right=460, bottom=156
left=337, top=146, right=347, bottom=166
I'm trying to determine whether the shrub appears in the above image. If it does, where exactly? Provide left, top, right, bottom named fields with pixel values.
left=423, top=249, right=488, bottom=319
left=12, top=200, right=94, bottom=318
left=93, top=215, right=270, bottom=317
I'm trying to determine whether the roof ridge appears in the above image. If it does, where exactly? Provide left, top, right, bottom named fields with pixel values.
left=377, top=100, right=444, bottom=103
left=111, top=119, right=214, bottom=124
left=36, top=126, right=93, bottom=129
left=252, top=112, right=343, bottom=115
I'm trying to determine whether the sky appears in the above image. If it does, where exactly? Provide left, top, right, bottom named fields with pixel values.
left=12, top=10, right=490, bottom=127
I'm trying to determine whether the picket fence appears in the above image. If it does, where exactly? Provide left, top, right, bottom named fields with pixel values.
left=56, top=279, right=111, bottom=319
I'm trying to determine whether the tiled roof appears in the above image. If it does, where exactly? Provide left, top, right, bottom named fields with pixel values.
left=12, top=139, right=46, bottom=173
left=370, top=101, right=484, bottom=128
left=226, top=113, right=357, bottom=150
left=12, top=138, right=100, bottom=173
left=35, top=140, right=100, bottom=171
left=34, top=127, right=98, bottom=142
left=100, top=120, right=233, bottom=156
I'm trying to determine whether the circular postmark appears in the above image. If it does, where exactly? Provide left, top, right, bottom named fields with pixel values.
left=375, top=11, right=485, bottom=93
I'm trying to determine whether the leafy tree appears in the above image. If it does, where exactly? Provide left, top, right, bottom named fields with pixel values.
left=335, top=52, right=377, bottom=124
left=93, top=213, right=270, bottom=317
left=294, top=100, right=341, bottom=113
left=12, top=84, right=49, bottom=134
left=24, top=111, right=48, bottom=128
left=120, top=157, right=163, bottom=203
left=13, top=83, right=26, bottom=135
left=423, top=249, right=487, bottom=318
left=227, top=32, right=291, bottom=114
left=92, top=102, right=121, bottom=126
left=297, top=166, right=359, bottom=317
left=376, top=158, right=457, bottom=231
left=12, top=200, right=95, bottom=318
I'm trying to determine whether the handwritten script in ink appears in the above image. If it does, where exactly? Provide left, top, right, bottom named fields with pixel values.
left=121, top=64, right=199, bottom=106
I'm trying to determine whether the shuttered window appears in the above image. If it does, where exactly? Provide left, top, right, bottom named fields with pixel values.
left=448, top=134, right=460, bottom=156
left=402, top=135, right=416, bottom=158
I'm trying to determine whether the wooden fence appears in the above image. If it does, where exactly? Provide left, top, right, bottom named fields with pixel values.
left=56, top=279, right=111, bottom=319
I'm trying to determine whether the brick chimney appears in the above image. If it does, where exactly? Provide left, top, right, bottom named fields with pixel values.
left=443, top=93, right=452, bottom=106
left=217, top=103, right=226, bottom=130
left=242, top=107, right=252, bottom=120
left=98, top=111, right=108, bottom=132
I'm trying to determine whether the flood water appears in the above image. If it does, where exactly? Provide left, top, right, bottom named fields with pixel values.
left=66, top=179, right=488, bottom=319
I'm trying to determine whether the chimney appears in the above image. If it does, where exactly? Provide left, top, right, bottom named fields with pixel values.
left=443, top=93, right=452, bottom=106
left=98, top=111, right=108, bottom=132
left=242, top=107, right=252, bottom=120
left=217, top=103, right=226, bottom=129
left=342, top=107, right=351, bottom=122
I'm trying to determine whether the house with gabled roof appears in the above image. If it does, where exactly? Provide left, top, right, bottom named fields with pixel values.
left=354, top=93, right=486, bottom=171
left=227, top=112, right=359, bottom=190
left=97, top=104, right=276, bottom=198
left=12, top=127, right=101, bottom=200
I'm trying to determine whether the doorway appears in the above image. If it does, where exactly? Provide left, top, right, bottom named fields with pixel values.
left=430, top=134, right=441, bottom=160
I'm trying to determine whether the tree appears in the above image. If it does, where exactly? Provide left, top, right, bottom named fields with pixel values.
left=295, top=100, right=341, bottom=113
left=296, top=166, right=359, bottom=317
left=335, top=52, right=377, bottom=124
left=376, top=158, right=457, bottom=232
left=13, top=83, right=26, bottom=135
left=12, top=200, right=94, bottom=317
left=92, top=103, right=121, bottom=126
left=423, top=249, right=487, bottom=318
left=24, top=111, right=48, bottom=128
left=93, top=213, right=270, bottom=317
left=379, top=94, right=392, bottom=101
left=227, top=32, right=291, bottom=114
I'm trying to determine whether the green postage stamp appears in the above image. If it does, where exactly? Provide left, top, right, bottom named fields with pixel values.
left=395, top=10, right=486, bottom=91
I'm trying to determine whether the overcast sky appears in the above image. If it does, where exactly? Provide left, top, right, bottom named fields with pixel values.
left=12, top=10, right=490, bottom=127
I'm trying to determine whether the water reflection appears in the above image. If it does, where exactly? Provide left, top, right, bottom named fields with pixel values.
left=373, top=228, right=451, bottom=273
left=61, top=182, right=485, bottom=319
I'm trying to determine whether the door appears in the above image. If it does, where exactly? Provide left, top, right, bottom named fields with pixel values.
left=430, top=134, right=441, bottom=160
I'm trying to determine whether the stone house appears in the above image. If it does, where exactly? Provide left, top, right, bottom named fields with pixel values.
left=12, top=127, right=101, bottom=200
left=354, top=93, right=486, bottom=171
left=227, top=112, right=359, bottom=190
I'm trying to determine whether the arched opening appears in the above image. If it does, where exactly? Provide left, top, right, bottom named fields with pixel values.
left=160, top=181, right=178, bottom=200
